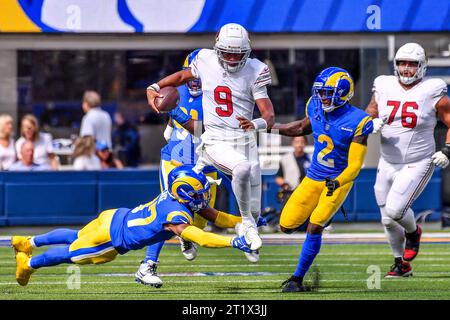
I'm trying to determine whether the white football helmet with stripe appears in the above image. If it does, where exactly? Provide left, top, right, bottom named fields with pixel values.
left=214, top=23, right=251, bottom=73
left=394, top=43, right=427, bottom=85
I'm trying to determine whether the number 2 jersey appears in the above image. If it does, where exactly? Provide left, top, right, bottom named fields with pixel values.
left=189, top=49, right=271, bottom=144
left=109, top=191, right=194, bottom=254
left=306, top=98, right=373, bottom=181
left=373, top=75, right=447, bottom=164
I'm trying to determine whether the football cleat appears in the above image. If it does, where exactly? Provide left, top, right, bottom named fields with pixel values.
left=403, top=225, right=422, bottom=262
left=244, top=250, right=260, bottom=263
left=135, top=260, right=163, bottom=288
left=384, top=258, right=412, bottom=278
left=15, top=252, right=34, bottom=286
left=281, top=276, right=306, bottom=293
left=180, top=238, right=198, bottom=261
left=11, top=236, right=33, bottom=256
left=243, top=224, right=262, bottom=251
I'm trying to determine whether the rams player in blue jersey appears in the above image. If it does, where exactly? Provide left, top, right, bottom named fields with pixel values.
left=11, top=166, right=252, bottom=287
left=242, top=67, right=374, bottom=292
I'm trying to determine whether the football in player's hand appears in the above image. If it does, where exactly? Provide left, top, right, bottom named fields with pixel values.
left=154, top=86, right=180, bottom=113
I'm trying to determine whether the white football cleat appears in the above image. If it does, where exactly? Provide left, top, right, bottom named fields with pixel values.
left=244, top=250, right=260, bottom=263
left=180, top=237, right=197, bottom=261
left=135, top=260, right=163, bottom=288
left=244, top=224, right=262, bottom=251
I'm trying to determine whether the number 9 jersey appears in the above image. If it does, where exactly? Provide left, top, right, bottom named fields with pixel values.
left=306, top=97, right=373, bottom=181
left=189, top=49, right=271, bottom=141
left=373, top=75, right=447, bottom=164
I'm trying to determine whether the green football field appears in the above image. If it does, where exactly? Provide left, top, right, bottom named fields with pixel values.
left=1, top=242, right=450, bottom=300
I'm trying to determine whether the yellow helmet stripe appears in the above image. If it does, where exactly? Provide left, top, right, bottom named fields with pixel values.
left=324, top=71, right=354, bottom=101
left=170, top=176, right=204, bottom=198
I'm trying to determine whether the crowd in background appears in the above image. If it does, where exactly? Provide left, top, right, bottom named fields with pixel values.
left=0, top=90, right=141, bottom=171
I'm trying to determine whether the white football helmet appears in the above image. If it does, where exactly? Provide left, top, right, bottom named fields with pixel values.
left=394, top=43, right=427, bottom=85
left=214, top=23, right=251, bottom=73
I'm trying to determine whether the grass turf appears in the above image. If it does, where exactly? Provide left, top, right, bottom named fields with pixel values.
left=1, top=243, right=450, bottom=300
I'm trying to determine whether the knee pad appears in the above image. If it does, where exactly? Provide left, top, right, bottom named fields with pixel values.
left=232, top=162, right=252, bottom=182
left=384, top=205, right=404, bottom=221
left=381, top=216, right=396, bottom=229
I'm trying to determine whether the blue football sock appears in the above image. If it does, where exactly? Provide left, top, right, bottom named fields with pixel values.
left=293, top=233, right=322, bottom=278
left=33, top=229, right=79, bottom=247
left=144, top=241, right=165, bottom=263
left=29, top=245, right=73, bottom=269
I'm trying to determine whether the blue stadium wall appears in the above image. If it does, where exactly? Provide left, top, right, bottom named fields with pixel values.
left=1, top=0, right=449, bottom=33
left=0, top=169, right=441, bottom=226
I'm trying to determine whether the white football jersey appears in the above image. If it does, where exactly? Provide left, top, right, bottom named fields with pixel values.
left=189, top=49, right=271, bottom=143
left=373, top=75, right=447, bottom=164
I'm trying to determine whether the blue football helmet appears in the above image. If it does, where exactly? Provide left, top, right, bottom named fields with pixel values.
left=183, top=49, right=202, bottom=97
left=168, top=165, right=211, bottom=212
left=312, top=67, right=354, bottom=112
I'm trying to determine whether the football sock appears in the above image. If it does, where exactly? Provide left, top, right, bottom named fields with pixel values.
left=29, top=246, right=72, bottom=269
left=32, top=229, right=79, bottom=247
left=293, top=233, right=322, bottom=278
left=396, top=208, right=417, bottom=234
left=381, top=218, right=405, bottom=258
left=144, top=241, right=165, bottom=263
left=231, top=162, right=253, bottom=222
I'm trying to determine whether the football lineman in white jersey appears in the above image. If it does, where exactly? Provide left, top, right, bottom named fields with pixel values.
left=146, top=23, right=275, bottom=262
left=366, top=43, right=450, bottom=277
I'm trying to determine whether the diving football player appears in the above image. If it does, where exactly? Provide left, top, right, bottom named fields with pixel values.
left=11, top=166, right=252, bottom=287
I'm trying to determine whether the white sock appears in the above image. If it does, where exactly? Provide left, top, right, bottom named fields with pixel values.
left=395, top=208, right=417, bottom=234
left=231, top=162, right=253, bottom=223
left=381, top=206, right=405, bottom=257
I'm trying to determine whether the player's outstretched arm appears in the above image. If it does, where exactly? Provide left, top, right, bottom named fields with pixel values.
left=270, top=117, right=312, bottom=137
left=432, top=95, right=450, bottom=168
left=164, top=223, right=251, bottom=252
left=146, top=69, right=196, bottom=113
left=197, top=207, right=242, bottom=228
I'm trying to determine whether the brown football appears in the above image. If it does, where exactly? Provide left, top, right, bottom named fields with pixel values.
left=154, top=86, right=180, bottom=113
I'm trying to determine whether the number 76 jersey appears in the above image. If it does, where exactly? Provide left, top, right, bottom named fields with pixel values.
left=373, top=75, right=448, bottom=164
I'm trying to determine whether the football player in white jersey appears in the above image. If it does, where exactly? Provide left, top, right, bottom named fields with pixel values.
left=366, top=43, right=450, bottom=278
left=146, top=23, right=275, bottom=261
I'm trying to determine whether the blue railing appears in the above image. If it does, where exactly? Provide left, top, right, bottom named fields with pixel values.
left=0, top=168, right=441, bottom=226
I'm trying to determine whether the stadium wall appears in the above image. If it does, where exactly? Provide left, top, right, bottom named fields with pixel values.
left=0, top=168, right=441, bottom=226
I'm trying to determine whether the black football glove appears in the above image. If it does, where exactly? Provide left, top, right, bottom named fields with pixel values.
left=325, top=178, right=340, bottom=197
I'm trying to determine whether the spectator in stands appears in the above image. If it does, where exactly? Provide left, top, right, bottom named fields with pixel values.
left=9, top=141, right=49, bottom=171
left=15, top=114, right=58, bottom=170
left=276, top=136, right=311, bottom=190
left=0, top=114, right=17, bottom=170
left=72, top=136, right=101, bottom=170
left=112, top=112, right=141, bottom=167
left=80, top=90, right=112, bottom=148
left=96, top=140, right=124, bottom=170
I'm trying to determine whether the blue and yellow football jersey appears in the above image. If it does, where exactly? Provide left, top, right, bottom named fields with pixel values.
left=110, top=191, right=194, bottom=254
left=306, top=97, right=373, bottom=181
left=161, top=85, right=203, bottom=165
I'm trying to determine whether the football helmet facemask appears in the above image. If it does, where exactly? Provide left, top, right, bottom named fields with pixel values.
left=312, top=67, right=354, bottom=113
